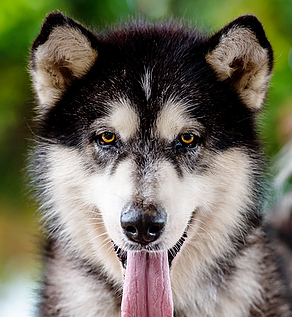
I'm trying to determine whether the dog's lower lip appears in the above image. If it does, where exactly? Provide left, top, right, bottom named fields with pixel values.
left=167, top=227, right=188, bottom=267
left=113, top=226, right=189, bottom=270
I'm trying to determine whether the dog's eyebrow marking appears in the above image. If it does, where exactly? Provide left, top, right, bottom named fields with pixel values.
left=107, top=98, right=139, bottom=140
left=141, top=69, right=152, bottom=101
left=156, top=99, right=203, bottom=140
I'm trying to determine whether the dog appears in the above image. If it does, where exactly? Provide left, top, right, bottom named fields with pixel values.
left=29, top=12, right=292, bottom=316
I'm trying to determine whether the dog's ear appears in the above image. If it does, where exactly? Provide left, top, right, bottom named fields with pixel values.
left=30, top=12, right=98, bottom=111
left=206, top=15, right=273, bottom=110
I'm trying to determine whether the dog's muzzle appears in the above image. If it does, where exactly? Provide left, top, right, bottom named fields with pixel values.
left=117, top=202, right=189, bottom=317
left=115, top=201, right=189, bottom=270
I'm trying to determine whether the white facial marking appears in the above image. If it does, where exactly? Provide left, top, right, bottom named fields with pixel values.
left=46, top=145, right=135, bottom=283
left=88, top=158, right=135, bottom=249
left=141, top=69, right=152, bottom=101
left=156, top=98, right=203, bottom=140
left=107, top=98, right=139, bottom=140
left=168, top=149, right=254, bottom=312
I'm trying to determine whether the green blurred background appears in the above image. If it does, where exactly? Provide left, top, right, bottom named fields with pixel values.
left=0, top=0, right=291, bottom=315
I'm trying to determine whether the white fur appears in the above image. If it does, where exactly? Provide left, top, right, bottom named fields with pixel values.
left=45, top=245, right=121, bottom=317
left=89, top=98, right=139, bottom=142
left=155, top=98, right=203, bottom=140
left=44, top=140, right=254, bottom=316
left=141, top=68, right=152, bottom=101
left=164, top=149, right=256, bottom=312
left=107, top=98, right=140, bottom=140
left=46, top=146, right=127, bottom=285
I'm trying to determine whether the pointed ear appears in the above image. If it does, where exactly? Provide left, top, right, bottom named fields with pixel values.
left=205, top=15, right=273, bottom=110
left=30, top=12, right=98, bottom=111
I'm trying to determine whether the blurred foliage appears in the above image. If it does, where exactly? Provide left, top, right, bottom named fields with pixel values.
left=0, top=0, right=291, bottom=278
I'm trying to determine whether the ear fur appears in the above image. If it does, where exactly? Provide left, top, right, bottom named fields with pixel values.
left=30, top=12, right=98, bottom=111
left=206, top=15, right=273, bottom=110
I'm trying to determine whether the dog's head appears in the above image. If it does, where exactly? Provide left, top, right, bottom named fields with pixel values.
left=30, top=13, right=273, bottom=280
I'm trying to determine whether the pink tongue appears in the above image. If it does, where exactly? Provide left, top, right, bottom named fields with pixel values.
left=121, top=250, right=173, bottom=317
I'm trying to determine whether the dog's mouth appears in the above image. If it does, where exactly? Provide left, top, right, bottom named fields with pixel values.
left=114, top=226, right=189, bottom=316
left=112, top=225, right=189, bottom=271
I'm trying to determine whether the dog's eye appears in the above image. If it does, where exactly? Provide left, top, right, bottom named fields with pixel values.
left=181, top=133, right=195, bottom=145
left=176, top=133, right=199, bottom=150
left=97, top=132, right=116, bottom=147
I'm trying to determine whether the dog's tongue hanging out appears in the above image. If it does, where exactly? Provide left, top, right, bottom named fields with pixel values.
left=121, top=250, right=173, bottom=317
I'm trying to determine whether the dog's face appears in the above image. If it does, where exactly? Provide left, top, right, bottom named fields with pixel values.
left=30, top=13, right=273, bottom=280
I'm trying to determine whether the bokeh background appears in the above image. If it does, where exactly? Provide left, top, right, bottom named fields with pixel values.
left=0, top=0, right=291, bottom=316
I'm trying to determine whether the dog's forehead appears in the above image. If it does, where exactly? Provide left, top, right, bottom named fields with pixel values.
left=140, top=69, right=201, bottom=139
left=103, top=66, right=203, bottom=141
left=106, top=97, right=200, bottom=141
left=155, top=99, right=203, bottom=140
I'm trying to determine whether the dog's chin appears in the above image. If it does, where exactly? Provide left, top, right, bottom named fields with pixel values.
left=112, top=226, right=189, bottom=270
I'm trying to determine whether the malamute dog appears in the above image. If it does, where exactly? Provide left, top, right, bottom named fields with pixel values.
left=29, top=12, right=292, bottom=316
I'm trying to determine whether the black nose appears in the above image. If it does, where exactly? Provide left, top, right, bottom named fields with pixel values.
left=120, top=202, right=167, bottom=245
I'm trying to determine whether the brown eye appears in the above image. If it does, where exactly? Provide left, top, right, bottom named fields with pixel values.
left=181, top=133, right=195, bottom=145
left=97, top=132, right=116, bottom=147
left=101, top=132, right=115, bottom=143
left=175, top=133, right=199, bottom=152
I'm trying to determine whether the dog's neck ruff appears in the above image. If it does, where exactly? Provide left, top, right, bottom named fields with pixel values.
left=121, top=250, right=173, bottom=317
